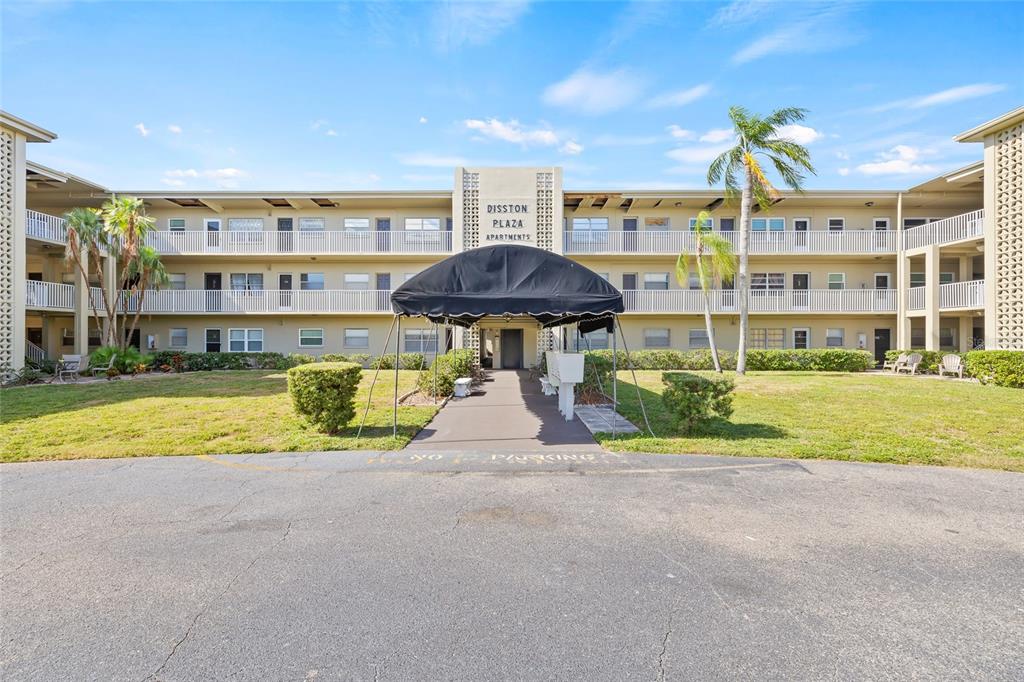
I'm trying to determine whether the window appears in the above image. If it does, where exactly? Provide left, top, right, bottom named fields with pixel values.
left=688, top=329, right=710, bottom=349
left=687, top=272, right=700, bottom=290
left=751, top=328, right=784, bottom=349
left=940, top=326, right=956, bottom=349
left=826, top=328, right=844, bottom=347
left=580, top=329, right=608, bottom=350
left=205, top=328, right=221, bottom=353
left=299, top=328, right=324, bottom=348
left=229, top=328, right=263, bottom=352
left=404, top=329, right=434, bottom=353
left=719, top=217, right=735, bottom=231
left=645, top=217, right=670, bottom=229
left=903, top=217, right=941, bottom=229
left=751, top=272, right=785, bottom=290
left=344, top=273, right=370, bottom=290
left=406, top=218, right=441, bottom=231
left=793, top=217, right=811, bottom=231
left=873, top=218, right=890, bottom=230
left=299, top=217, right=326, bottom=232
left=204, top=218, right=221, bottom=232
left=168, top=218, right=186, bottom=232
left=169, top=328, right=188, bottom=348
left=168, top=273, right=186, bottom=290
left=343, top=218, right=370, bottom=232
left=911, top=328, right=925, bottom=347
left=572, top=217, right=608, bottom=231
left=228, top=218, right=263, bottom=232
left=300, top=273, right=325, bottom=290
left=941, top=272, right=955, bottom=284
left=688, top=216, right=713, bottom=231
left=644, top=273, right=670, bottom=290
left=827, top=273, right=846, bottom=290
left=792, top=328, right=810, bottom=350
left=910, top=272, right=925, bottom=288
left=828, top=218, right=845, bottom=231
left=752, top=218, right=784, bottom=231
left=230, top=273, right=263, bottom=291
left=644, top=328, right=670, bottom=348
left=344, top=328, right=369, bottom=349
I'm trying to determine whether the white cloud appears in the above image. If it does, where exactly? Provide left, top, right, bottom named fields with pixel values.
left=699, top=128, right=735, bottom=144
left=162, top=167, right=249, bottom=188
left=326, top=129, right=338, bottom=137
left=708, top=0, right=772, bottom=28
left=419, top=116, right=428, bottom=124
left=559, top=140, right=584, bottom=156
left=397, top=152, right=469, bottom=167
left=433, top=0, right=531, bottom=52
left=835, top=150, right=849, bottom=160
left=731, top=4, right=860, bottom=64
left=855, top=145, right=937, bottom=176
left=593, top=133, right=661, bottom=147
left=543, top=68, right=645, bottom=115
left=645, top=84, right=712, bottom=109
left=837, top=167, right=850, bottom=176
left=666, top=142, right=734, bottom=164
left=464, top=118, right=559, bottom=146
left=870, top=83, right=1008, bottom=113
left=773, top=124, right=823, bottom=145
left=167, top=124, right=182, bottom=134
left=309, top=119, right=328, bottom=131
left=134, top=122, right=150, bottom=137
left=666, top=125, right=694, bottom=140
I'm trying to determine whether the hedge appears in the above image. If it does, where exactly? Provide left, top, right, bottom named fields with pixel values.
left=964, top=350, right=1024, bottom=388
left=286, top=362, right=363, bottom=433
left=417, top=349, right=475, bottom=397
left=582, top=348, right=874, bottom=376
left=150, top=350, right=310, bottom=372
left=661, top=372, right=735, bottom=433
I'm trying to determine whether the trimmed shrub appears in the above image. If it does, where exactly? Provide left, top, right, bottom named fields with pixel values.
left=287, top=362, right=363, bottom=433
left=400, top=353, right=427, bottom=370
left=582, top=348, right=870, bottom=374
left=287, top=353, right=317, bottom=367
left=883, top=350, right=955, bottom=375
left=346, top=353, right=372, bottom=368
left=661, top=372, right=735, bottom=433
left=321, top=353, right=349, bottom=363
left=88, top=346, right=153, bottom=374
left=417, top=349, right=475, bottom=397
left=965, top=350, right=1024, bottom=388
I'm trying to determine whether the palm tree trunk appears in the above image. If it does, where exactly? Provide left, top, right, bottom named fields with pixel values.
left=89, top=247, right=118, bottom=347
left=125, top=271, right=149, bottom=352
left=696, top=254, right=722, bottom=373
left=737, top=168, right=753, bottom=375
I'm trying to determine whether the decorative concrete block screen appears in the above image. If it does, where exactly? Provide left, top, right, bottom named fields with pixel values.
left=536, top=171, right=554, bottom=251
left=462, top=170, right=480, bottom=250
left=995, top=122, right=1023, bottom=349
left=0, top=129, right=15, bottom=379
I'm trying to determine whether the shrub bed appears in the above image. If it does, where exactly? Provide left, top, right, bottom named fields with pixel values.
left=661, top=371, right=735, bottom=433
left=286, top=361, right=363, bottom=433
left=964, top=350, right=1024, bottom=388
left=583, top=348, right=872, bottom=374
left=417, top=349, right=475, bottom=397
left=88, top=345, right=154, bottom=374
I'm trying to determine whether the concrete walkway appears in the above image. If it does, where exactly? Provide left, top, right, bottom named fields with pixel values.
left=407, top=369, right=602, bottom=451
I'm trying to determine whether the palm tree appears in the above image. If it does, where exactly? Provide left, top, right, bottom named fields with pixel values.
left=123, top=245, right=170, bottom=349
left=102, top=196, right=158, bottom=351
left=64, top=207, right=118, bottom=346
left=707, top=106, right=816, bottom=374
left=676, top=210, right=736, bottom=373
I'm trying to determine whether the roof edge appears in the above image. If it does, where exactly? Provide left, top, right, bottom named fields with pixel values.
left=0, top=111, right=57, bottom=143
left=954, top=106, right=1024, bottom=143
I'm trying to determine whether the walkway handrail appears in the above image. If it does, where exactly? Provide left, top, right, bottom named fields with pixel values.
left=145, top=230, right=453, bottom=255
left=621, top=288, right=897, bottom=313
left=563, top=229, right=896, bottom=254
left=25, top=280, right=75, bottom=311
left=26, top=210, right=68, bottom=243
left=903, top=210, right=984, bottom=250
left=939, top=280, right=985, bottom=309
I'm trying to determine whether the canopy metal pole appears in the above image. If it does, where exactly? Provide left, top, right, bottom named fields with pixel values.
left=615, top=315, right=655, bottom=437
left=356, top=315, right=397, bottom=440
left=432, top=321, right=439, bottom=403
left=393, top=315, right=401, bottom=438
left=612, top=321, right=617, bottom=439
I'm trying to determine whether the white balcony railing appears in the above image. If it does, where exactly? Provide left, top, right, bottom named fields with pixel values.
left=26, top=340, right=47, bottom=364
left=25, top=280, right=75, bottom=311
left=908, top=286, right=926, bottom=311
left=146, top=230, right=453, bottom=256
left=26, top=210, right=68, bottom=243
left=120, top=289, right=394, bottom=314
left=903, top=210, right=984, bottom=250
left=622, top=288, right=897, bottom=314
left=563, top=229, right=898, bottom=255
left=940, top=280, right=985, bottom=310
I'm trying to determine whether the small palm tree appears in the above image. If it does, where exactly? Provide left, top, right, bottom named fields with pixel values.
left=124, top=245, right=170, bottom=351
left=676, top=210, right=736, bottom=373
left=708, top=106, right=816, bottom=374
left=64, top=207, right=119, bottom=346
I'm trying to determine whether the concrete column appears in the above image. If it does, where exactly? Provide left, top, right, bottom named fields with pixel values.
left=102, top=254, right=117, bottom=345
left=958, top=255, right=972, bottom=283
left=924, top=245, right=940, bottom=351
left=896, top=253, right=909, bottom=348
left=958, top=316, right=974, bottom=352
left=981, top=138, right=998, bottom=347
left=73, top=250, right=90, bottom=356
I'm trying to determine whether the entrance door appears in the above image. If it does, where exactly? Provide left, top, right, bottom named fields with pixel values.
left=278, top=274, right=293, bottom=310
left=792, top=273, right=809, bottom=309
left=376, top=218, right=390, bottom=252
left=277, top=218, right=293, bottom=253
left=205, top=219, right=222, bottom=251
left=500, top=329, right=523, bottom=369
left=623, top=217, right=638, bottom=253
left=873, top=329, right=891, bottom=367
left=793, top=218, right=809, bottom=249
left=375, top=273, right=391, bottom=312
left=204, top=273, right=222, bottom=312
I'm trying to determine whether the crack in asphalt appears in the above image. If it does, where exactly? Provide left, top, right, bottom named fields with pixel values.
left=143, top=521, right=293, bottom=681
left=657, top=613, right=673, bottom=681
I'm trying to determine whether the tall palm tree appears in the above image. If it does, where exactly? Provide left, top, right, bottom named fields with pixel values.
left=123, top=245, right=170, bottom=350
left=64, top=207, right=118, bottom=346
left=676, top=210, right=737, bottom=373
left=708, top=106, right=816, bottom=374
left=102, top=195, right=158, bottom=350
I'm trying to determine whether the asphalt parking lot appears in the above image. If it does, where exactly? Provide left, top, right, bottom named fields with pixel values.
left=2, top=450, right=1022, bottom=680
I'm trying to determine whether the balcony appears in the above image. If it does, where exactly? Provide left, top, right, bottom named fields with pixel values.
left=906, top=280, right=984, bottom=312
left=26, top=210, right=67, bottom=244
left=145, top=230, right=453, bottom=256
left=563, top=229, right=897, bottom=256
left=623, top=288, right=897, bottom=314
left=902, top=210, right=984, bottom=250
left=119, top=289, right=393, bottom=314
left=25, top=280, right=75, bottom=311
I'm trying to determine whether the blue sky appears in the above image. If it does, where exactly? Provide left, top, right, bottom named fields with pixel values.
left=2, top=0, right=1021, bottom=192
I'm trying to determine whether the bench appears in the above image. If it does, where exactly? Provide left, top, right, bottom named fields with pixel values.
left=539, top=377, right=557, bottom=396
left=453, top=377, right=473, bottom=398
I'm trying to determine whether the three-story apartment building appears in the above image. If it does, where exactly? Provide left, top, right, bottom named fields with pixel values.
left=2, top=107, right=1021, bottom=376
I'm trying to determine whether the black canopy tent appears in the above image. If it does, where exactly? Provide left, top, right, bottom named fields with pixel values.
left=355, top=244, right=652, bottom=440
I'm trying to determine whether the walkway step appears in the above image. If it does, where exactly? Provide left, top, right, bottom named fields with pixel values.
left=574, top=406, right=641, bottom=435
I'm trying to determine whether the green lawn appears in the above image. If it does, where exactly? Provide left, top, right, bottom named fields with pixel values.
left=596, top=371, right=1024, bottom=472
left=1, top=370, right=439, bottom=462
